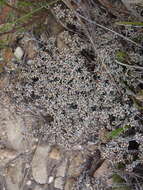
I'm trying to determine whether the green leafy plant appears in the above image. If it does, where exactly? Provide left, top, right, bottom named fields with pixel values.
left=0, top=0, right=61, bottom=36
left=115, top=50, right=128, bottom=62
left=112, top=174, right=130, bottom=190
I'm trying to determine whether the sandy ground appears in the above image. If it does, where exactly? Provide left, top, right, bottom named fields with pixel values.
left=0, top=1, right=143, bottom=189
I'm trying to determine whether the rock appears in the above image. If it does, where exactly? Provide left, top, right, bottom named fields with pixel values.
left=5, top=114, right=27, bottom=151
left=0, top=175, right=7, bottom=190
left=56, top=159, right=67, bottom=177
left=48, top=146, right=61, bottom=160
left=57, top=32, right=68, bottom=50
left=19, top=33, right=38, bottom=59
left=0, top=148, right=17, bottom=161
left=34, top=186, right=43, bottom=190
left=93, top=160, right=110, bottom=178
left=68, top=152, right=84, bottom=177
left=32, top=144, right=50, bottom=184
left=26, top=180, right=32, bottom=186
left=46, top=146, right=62, bottom=181
left=5, top=159, right=23, bottom=190
left=87, top=143, right=98, bottom=152
left=14, top=47, right=24, bottom=60
left=24, top=40, right=38, bottom=60
left=64, top=177, right=76, bottom=190
left=54, top=177, right=64, bottom=190
left=87, top=149, right=103, bottom=177
left=48, top=176, right=54, bottom=184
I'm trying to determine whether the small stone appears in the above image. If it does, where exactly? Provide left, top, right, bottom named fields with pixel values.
left=68, top=152, right=84, bottom=177
left=25, top=163, right=30, bottom=169
left=93, top=160, right=110, bottom=178
left=65, top=177, right=76, bottom=190
left=26, top=180, right=32, bottom=186
left=86, top=183, right=90, bottom=187
left=6, top=115, right=27, bottom=151
left=48, top=176, right=54, bottom=184
left=0, top=149, right=17, bottom=160
left=32, top=145, right=50, bottom=184
left=48, top=146, right=61, bottom=160
left=57, top=32, right=68, bottom=50
left=34, top=186, right=43, bottom=190
left=56, top=159, right=67, bottom=177
left=87, top=143, right=98, bottom=152
left=14, top=47, right=24, bottom=60
left=26, top=40, right=38, bottom=59
left=5, top=159, right=23, bottom=190
left=54, top=177, right=64, bottom=190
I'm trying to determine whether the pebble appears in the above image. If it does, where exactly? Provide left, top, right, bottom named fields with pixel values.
left=48, top=176, right=54, bottom=184
left=93, top=160, right=110, bottom=178
left=68, top=152, right=84, bottom=177
left=34, top=186, right=43, bottom=190
left=0, top=149, right=17, bottom=160
left=32, top=145, right=50, bottom=184
left=26, top=180, right=32, bottom=186
left=5, top=159, right=23, bottom=190
left=25, top=40, right=38, bottom=59
left=14, top=47, right=24, bottom=60
left=48, top=146, right=61, bottom=160
left=64, top=177, right=76, bottom=190
left=57, top=32, right=68, bottom=50
left=56, top=159, right=67, bottom=177
left=54, top=177, right=64, bottom=190
left=5, top=114, right=27, bottom=151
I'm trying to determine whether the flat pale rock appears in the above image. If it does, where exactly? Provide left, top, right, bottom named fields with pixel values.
left=34, top=186, right=43, bottom=190
left=32, top=145, right=50, bottom=184
left=5, top=114, right=27, bottom=151
left=57, top=32, right=68, bottom=50
left=48, top=176, right=54, bottom=184
left=56, top=159, right=67, bottom=177
left=65, top=177, right=76, bottom=190
left=93, top=160, right=110, bottom=178
left=14, top=47, right=24, bottom=60
left=5, top=159, right=23, bottom=190
left=24, top=40, right=38, bottom=59
left=0, top=149, right=17, bottom=160
left=54, top=177, right=64, bottom=190
left=48, top=146, right=61, bottom=160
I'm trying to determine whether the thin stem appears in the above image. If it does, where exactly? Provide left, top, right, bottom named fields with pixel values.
left=76, top=13, right=143, bottom=48
left=4, top=2, right=27, bottom=14
left=0, top=0, right=61, bottom=36
left=115, top=60, right=143, bottom=70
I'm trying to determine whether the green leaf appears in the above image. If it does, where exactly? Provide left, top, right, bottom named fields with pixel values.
left=0, top=0, right=6, bottom=7
left=116, top=21, right=143, bottom=27
left=107, top=125, right=130, bottom=139
left=17, top=1, right=34, bottom=8
left=0, top=23, right=13, bottom=33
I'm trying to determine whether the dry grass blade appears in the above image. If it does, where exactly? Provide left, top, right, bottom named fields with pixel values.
left=76, top=13, right=143, bottom=48
left=115, top=60, right=143, bottom=70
